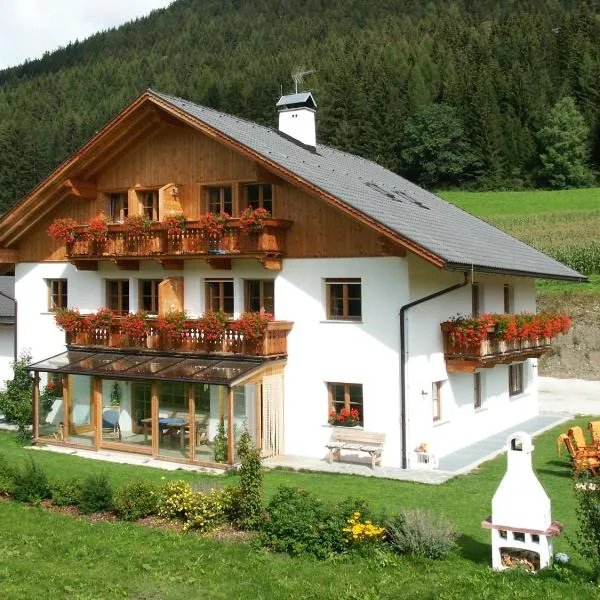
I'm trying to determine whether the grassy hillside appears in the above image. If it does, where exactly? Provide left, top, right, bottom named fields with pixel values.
left=439, top=189, right=600, bottom=379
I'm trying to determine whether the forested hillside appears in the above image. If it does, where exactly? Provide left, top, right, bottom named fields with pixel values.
left=1, top=0, right=600, bottom=212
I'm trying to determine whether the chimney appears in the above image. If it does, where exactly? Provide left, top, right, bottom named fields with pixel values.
left=276, top=92, right=317, bottom=148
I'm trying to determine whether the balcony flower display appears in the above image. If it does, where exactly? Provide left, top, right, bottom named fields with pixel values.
left=239, top=207, right=270, bottom=233
left=125, top=214, right=153, bottom=237
left=235, top=311, right=273, bottom=341
left=198, top=310, right=229, bottom=341
left=120, top=311, right=151, bottom=338
left=86, top=214, right=109, bottom=243
left=47, top=217, right=79, bottom=244
left=54, top=307, right=82, bottom=333
left=163, top=214, right=187, bottom=236
left=85, top=307, right=115, bottom=330
left=156, top=310, right=188, bottom=336
left=328, top=407, right=361, bottom=427
left=198, top=212, right=230, bottom=239
left=446, top=312, right=571, bottom=348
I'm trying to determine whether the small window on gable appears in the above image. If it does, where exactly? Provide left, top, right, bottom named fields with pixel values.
left=47, top=279, right=68, bottom=311
left=243, top=184, right=273, bottom=214
left=326, top=279, right=361, bottom=321
left=139, top=190, right=159, bottom=221
left=107, top=192, right=128, bottom=222
left=205, top=186, right=233, bottom=215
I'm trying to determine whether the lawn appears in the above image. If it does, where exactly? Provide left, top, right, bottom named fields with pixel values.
left=1, top=418, right=599, bottom=599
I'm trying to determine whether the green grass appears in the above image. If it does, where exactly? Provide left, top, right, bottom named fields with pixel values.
left=1, top=419, right=600, bottom=599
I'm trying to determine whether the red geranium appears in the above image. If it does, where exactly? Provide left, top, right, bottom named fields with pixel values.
left=163, top=214, right=187, bottom=236
left=234, top=311, right=273, bottom=341
left=54, top=308, right=82, bottom=333
left=125, top=214, right=153, bottom=236
left=156, top=310, right=188, bottom=336
left=47, top=218, right=79, bottom=244
left=85, top=307, right=114, bottom=330
left=239, top=207, right=270, bottom=233
left=120, top=311, right=151, bottom=338
left=86, top=214, right=109, bottom=243
left=329, top=407, right=360, bottom=427
left=198, top=212, right=230, bottom=238
left=198, top=310, right=229, bottom=342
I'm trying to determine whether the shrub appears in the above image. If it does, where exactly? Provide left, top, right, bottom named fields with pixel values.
left=158, top=479, right=229, bottom=532
left=213, top=417, right=228, bottom=463
left=385, top=508, right=458, bottom=560
left=0, top=351, right=34, bottom=439
left=51, top=478, right=83, bottom=507
left=0, top=453, right=15, bottom=496
left=574, top=478, right=600, bottom=576
left=12, top=458, right=51, bottom=503
left=79, top=472, right=113, bottom=514
left=260, top=487, right=377, bottom=558
left=234, top=430, right=263, bottom=530
left=114, top=480, right=159, bottom=521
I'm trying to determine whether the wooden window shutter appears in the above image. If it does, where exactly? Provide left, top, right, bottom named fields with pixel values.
left=158, top=277, right=184, bottom=315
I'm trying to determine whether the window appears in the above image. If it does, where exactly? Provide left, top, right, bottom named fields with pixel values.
left=245, top=280, right=274, bottom=314
left=106, top=280, right=129, bottom=314
left=243, top=184, right=273, bottom=213
left=503, top=284, right=514, bottom=313
left=474, top=372, right=482, bottom=409
left=509, top=363, right=524, bottom=397
left=47, top=279, right=68, bottom=311
left=139, top=280, right=161, bottom=315
left=326, top=279, right=361, bottom=321
left=205, top=279, right=234, bottom=316
left=205, top=186, right=233, bottom=215
left=471, top=283, right=481, bottom=316
left=432, top=381, right=443, bottom=422
left=107, top=192, right=128, bottom=222
left=328, top=383, right=363, bottom=426
left=140, top=190, right=159, bottom=221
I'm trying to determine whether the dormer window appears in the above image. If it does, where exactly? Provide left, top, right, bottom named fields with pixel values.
left=206, top=186, right=232, bottom=214
left=243, top=184, right=273, bottom=214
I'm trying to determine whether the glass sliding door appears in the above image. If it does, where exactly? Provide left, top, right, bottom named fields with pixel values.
left=37, top=373, right=66, bottom=442
left=232, top=384, right=257, bottom=462
left=192, top=385, right=230, bottom=465
left=67, top=375, right=94, bottom=447
left=157, top=382, right=189, bottom=459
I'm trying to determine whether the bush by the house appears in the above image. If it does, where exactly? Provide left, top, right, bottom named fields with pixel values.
left=114, top=480, right=159, bottom=521
left=158, top=479, right=230, bottom=532
left=79, top=472, right=113, bottom=514
left=385, top=508, right=458, bottom=560
left=234, top=430, right=263, bottom=530
left=12, top=458, right=51, bottom=504
left=574, top=478, right=600, bottom=576
left=50, top=478, right=83, bottom=507
left=0, top=352, right=34, bottom=439
left=260, top=486, right=380, bottom=558
left=0, top=453, right=15, bottom=496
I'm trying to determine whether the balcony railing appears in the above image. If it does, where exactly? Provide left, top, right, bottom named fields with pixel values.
left=66, top=319, right=293, bottom=358
left=67, top=218, right=292, bottom=263
left=440, top=322, right=551, bottom=372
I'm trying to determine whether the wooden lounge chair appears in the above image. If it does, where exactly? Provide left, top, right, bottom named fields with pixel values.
left=567, top=426, right=600, bottom=456
left=557, top=433, right=600, bottom=475
left=588, top=421, right=600, bottom=448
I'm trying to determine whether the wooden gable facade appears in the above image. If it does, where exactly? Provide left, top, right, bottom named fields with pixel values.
left=0, top=92, right=414, bottom=269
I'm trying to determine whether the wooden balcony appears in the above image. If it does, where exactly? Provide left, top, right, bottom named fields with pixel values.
left=441, top=322, right=551, bottom=373
left=67, top=218, right=292, bottom=271
left=66, top=319, right=293, bottom=359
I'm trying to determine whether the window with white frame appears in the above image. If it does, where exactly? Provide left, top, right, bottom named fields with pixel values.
left=325, top=278, right=362, bottom=321
left=509, top=363, right=524, bottom=396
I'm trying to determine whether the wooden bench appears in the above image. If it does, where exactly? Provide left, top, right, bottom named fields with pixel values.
left=326, top=429, right=385, bottom=469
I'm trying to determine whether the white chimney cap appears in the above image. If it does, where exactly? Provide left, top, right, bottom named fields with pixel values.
left=276, top=92, right=317, bottom=109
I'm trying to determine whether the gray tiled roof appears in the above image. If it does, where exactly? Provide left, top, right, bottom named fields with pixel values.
left=0, top=277, right=15, bottom=322
left=276, top=92, right=317, bottom=109
left=152, top=90, right=584, bottom=281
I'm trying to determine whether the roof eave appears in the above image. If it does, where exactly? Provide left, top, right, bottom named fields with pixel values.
left=444, top=261, right=588, bottom=283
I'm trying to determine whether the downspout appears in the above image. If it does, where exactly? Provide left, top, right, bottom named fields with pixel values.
left=400, top=272, right=468, bottom=469
left=0, top=289, right=17, bottom=363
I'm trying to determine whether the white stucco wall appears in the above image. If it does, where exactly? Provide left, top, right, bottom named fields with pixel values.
left=277, top=257, right=408, bottom=467
left=0, top=325, right=14, bottom=388
left=405, top=256, right=539, bottom=463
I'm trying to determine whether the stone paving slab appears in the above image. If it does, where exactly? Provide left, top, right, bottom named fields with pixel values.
left=437, top=414, right=569, bottom=473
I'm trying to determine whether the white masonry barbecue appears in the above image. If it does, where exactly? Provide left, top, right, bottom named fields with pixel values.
left=481, top=431, right=563, bottom=571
